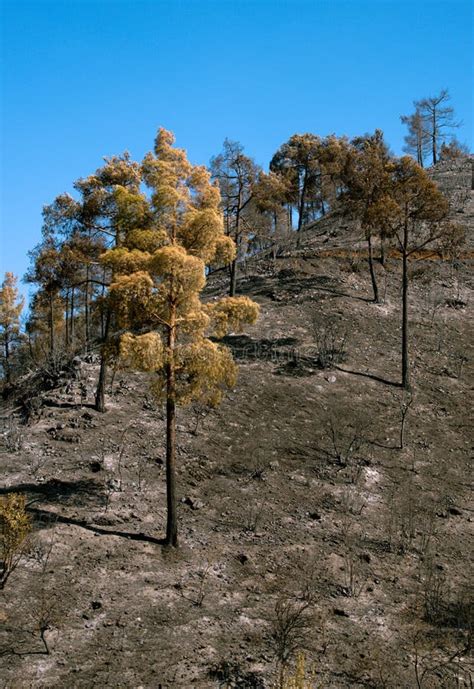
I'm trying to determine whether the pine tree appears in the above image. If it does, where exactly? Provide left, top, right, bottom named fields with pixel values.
left=0, top=273, right=24, bottom=383
left=252, top=171, right=292, bottom=259
left=387, top=157, right=459, bottom=389
left=414, top=89, right=461, bottom=166
left=25, top=231, right=65, bottom=357
left=103, top=128, right=259, bottom=546
left=26, top=291, right=64, bottom=363
left=341, top=130, right=394, bottom=303
left=270, top=134, right=349, bottom=245
left=210, top=139, right=259, bottom=296
left=400, top=110, right=430, bottom=167
left=439, top=138, right=470, bottom=161
left=270, top=134, right=321, bottom=240
left=41, top=154, right=148, bottom=409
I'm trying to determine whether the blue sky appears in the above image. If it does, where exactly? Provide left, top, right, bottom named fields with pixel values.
left=1, top=0, right=472, bottom=299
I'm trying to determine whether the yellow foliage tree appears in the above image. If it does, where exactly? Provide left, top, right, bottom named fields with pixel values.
left=103, top=128, right=259, bottom=546
left=0, top=272, right=24, bottom=383
left=0, top=493, right=31, bottom=589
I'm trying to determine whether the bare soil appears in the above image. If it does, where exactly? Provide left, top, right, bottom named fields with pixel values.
left=1, top=241, right=473, bottom=688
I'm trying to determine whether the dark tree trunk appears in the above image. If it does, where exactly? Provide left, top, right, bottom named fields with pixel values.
left=165, top=307, right=178, bottom=547
left=4, top=337, right=10, bottom=383
left=296, top=172, right=308, bottom=246
left=70, top=287, right=75, bottom=347
left=229, top=194, right=242, bottom=296
left=95, top=357, right=107, bottom=412
left=49, top=293, right=55, bottom=355
left=84, top=264, right=90, bottom=352
left=367, top=235, right=380, bottom=303
left=95, top=309, right=110, bottom=413
left=380, top=238, right=386, bottom=267
left=432, top=112, right=437, bottom=166
left=100, top=267, right=106, bottom=339
left=65, top=289, right=69, bottom=348
left=401, top=227, right=410, bottom=389
left=417, top=139, right=424, bottom=167
left=229, top=258, right=237, bottom=297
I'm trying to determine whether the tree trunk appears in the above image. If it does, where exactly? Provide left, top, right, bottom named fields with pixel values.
left=85, top=264, right=90, bottom=352
left=417, top=138, right=424, bottom=167
left=367, top=235, right=379, bottom=303
left=95, top=356, right=107, bottom=412
left=95, top=309, right=111, bottom=412
left=49, top=292, right=55, bottom=355
left=401, top=235, right=410, bottom=390
left=70, top=286, right=75, bottom=347
left=65, top=289, right=69, bottom=349
left=229, top=194, right=242, bottom=296
left=100, top=266, right=107, bottom=339
left=380, top=237, right=386, bottom=267
left=165, top=304, right=178, bottom=547
left=229, top=258, right=237, bottom=297
left=296, top=172, right=308, bottom=246
left=432, top=112, right=437, bottom=166
left=4, top=337, right=10, bottom=383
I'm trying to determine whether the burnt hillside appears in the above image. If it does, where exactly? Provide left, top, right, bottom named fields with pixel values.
left=0, top=165, right=473, bottom=689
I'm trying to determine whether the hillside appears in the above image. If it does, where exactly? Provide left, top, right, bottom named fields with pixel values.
left=1, top=163, right=473, bottom=689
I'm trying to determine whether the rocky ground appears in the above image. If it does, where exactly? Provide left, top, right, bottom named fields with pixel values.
left=0, top=226, right=473, bottom=687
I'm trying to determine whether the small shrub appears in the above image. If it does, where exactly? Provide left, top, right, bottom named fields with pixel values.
left=29, top=588, right=61, bottom=654
left=0, top=493, right=31, bottom=589
left=0, top=416, right=23, bottom=452
left=340, top=252, right=362, bottom=274
left=270, top=596, right=313, bottom=683
left=324, top=418, right=367, bottom=478
left=274, top=653, right=318, bottom=689
left=209, top=659, right=265, bottom=688
left=178, top=562, right=211, bottom=607
left=313, top=324, right=347, bottom=370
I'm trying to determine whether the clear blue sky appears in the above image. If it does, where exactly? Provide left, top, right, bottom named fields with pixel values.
left=1, top=0, right=472, bottom=299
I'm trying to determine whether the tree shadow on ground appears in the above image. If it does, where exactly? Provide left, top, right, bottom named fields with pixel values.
left=42, top=399, right=96, bottom=410
left=220, top=334, right=299, bottom=361
left=239, top=271, right=374, bottom=305
left=1, top=479, right=166, bottom=545
left=0, top=478, right=104, bottom=509
left=27, top=506, right=165, bottom=545
left=335, top=365, right=401, bottom=387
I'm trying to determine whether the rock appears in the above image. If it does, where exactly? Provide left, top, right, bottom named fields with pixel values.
left=333, top=608, right=349, bottom=617
left=48, top=426, right=81, bottom=443
left=308, top=512, right=321, bottom=521
left=91, top=601, right=102, bottom=610
left=326, top=375, right=337, bottom=383
left=94, top=515, right=113, bottom=526
left=182, top=496, right=205, bottom=510
left=106, top=478, right=121, bottom=492
left=449, top=506, right=462, bottom=516
left=290, top=473, right=308, bottom=485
